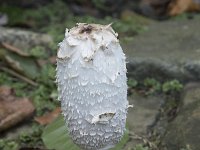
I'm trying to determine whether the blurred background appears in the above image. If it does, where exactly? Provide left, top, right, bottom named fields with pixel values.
left=0, top=0, right=200, bottom=150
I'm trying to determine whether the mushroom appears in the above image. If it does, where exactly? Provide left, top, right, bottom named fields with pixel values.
left=56, top=23, right=129, bottom=150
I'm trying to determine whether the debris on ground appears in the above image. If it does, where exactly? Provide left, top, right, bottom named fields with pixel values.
left=140, top=0, right=200, bottom=18
left=34, top=107, right=61, bottom=125
left=0, top=86, right=35, bottom=132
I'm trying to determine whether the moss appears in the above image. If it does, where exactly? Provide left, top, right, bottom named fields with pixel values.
left=143, top=78, right=161, bottom=94
left=0, top=139, right=19, bottom=150
left=162, top=80, right=183, bottom=94
left=128, top=78, right=138, bottom=88
left=19, top=124, right=44, bottom=148
left=128, top=77, right=183, bottom=96
left=30, top=46, right=47, bottom=58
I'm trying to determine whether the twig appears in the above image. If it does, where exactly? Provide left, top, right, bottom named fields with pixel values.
left=0, top=67, right=38, bottom=87
left=1, top=42, right=29, bottom=56
left=129, top=131, right=159, bottom=150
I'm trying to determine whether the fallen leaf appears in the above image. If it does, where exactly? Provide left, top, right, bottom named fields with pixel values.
left=0, top=86, right=35, bottom=132
left=2, top=50, right=41, bottom=79
left=0, top=27, right=53, bottom=80
left=168, top=0, right=200, bottom=16
left=0, top=86, right=14, bottom=101
left=140, top=0, right=200, bottom=17
left=35, top=107, right=61, bottom=125
left=168, top=0, right=191, bottom=16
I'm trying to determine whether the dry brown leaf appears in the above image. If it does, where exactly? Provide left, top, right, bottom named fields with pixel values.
left=0, top=86, right=35, bottom=132
left=189, top=0, right=200, bottom=11
left=140, top=0, right=200, bottom=17
left=0, top=86, right=15, bottom=101
left=34, top=107, right=61, bottom=125
left=168, top=0, right=200, bottom=16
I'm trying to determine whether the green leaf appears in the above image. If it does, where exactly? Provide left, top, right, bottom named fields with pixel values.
left=42, top=115, right=129, bottom=150
left=42, top=115, right=80, bottom=150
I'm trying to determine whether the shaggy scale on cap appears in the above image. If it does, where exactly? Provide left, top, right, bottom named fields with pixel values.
left=56, top=23, right=129, bottom=150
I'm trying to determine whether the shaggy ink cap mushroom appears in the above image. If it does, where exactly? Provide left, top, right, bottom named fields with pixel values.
left=57, top=23, right=129, bottom=150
